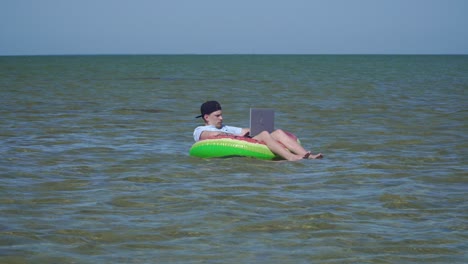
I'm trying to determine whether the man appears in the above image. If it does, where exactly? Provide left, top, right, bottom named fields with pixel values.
left=193, top=101, right=323, bottom=161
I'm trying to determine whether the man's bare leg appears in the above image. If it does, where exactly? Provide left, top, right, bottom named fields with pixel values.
left=271, top=129, right=324, bottom=159
left=253, top=131, right=303, bottom=161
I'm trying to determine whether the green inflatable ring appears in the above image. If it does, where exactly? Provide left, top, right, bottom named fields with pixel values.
left=189, top=134, right=300, bottom=160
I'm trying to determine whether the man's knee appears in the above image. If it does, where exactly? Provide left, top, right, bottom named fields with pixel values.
left=272, top=129, right=285, bottom=136
left=259, top=130, right=271, bottom=137
left=256, top=130, right=272, bottom=140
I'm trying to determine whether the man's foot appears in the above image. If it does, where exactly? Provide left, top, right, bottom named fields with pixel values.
left=288, top=154, right=305, bottom=161
left=304, top=151, right=323, bottom=159
left=310, top=153, right=323, bottom=159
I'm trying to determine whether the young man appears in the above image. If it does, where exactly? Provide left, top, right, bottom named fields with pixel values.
left=193, top=101, right=323, bottom=161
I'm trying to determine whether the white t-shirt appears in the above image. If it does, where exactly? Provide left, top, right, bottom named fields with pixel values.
left=193, top=125, right=243, bottom=142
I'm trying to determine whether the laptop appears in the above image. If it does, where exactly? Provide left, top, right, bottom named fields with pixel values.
left=249, top=108, right=275, bottom=137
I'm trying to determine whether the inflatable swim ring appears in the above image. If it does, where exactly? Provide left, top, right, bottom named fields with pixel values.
left=189, top=133, right=300, bottom=160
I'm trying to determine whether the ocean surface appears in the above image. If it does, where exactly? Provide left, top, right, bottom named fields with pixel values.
left=0, top=55, right=467, bottom=263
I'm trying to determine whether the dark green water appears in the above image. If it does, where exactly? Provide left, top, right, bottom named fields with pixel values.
left=1, top=55, right=467, bottom=263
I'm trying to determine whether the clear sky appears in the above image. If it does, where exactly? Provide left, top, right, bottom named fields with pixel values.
left=1, top=0, right=467, bottom=55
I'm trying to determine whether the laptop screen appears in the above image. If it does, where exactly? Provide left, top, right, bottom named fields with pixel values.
left=250, top=108, right=275, bottom=137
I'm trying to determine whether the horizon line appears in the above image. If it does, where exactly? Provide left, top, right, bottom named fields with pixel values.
left=1, top=53, right=467, bottom=57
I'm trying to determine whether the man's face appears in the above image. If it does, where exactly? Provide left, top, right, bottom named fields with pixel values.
left=204, top=110, right=223, bottom=129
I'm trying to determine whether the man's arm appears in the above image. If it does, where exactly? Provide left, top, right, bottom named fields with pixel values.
left=199, top=131, right=228, bottom=140
left=241, top=128, right=250, bottom=137
left=200, top=128, right=250, bottom=140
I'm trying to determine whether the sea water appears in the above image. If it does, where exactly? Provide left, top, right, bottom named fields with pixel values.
left=0, top=55, right=467, bottom=263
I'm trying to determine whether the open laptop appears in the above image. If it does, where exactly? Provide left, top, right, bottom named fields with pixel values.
left=249, top=108, right=275, bottom=137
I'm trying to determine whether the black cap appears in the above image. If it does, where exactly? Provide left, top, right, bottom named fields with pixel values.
left=195, top=101, right=222, bottom=118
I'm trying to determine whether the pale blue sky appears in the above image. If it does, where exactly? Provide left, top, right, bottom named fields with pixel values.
left=1, top=0, right=467, bottom=55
